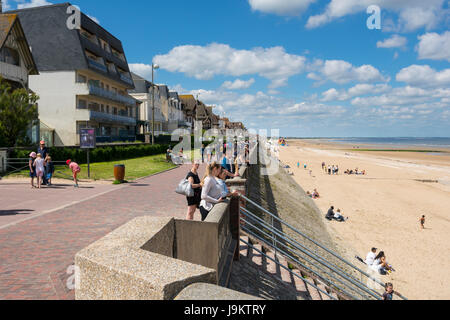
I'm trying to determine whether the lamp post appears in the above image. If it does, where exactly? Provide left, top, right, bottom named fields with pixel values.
left=151, top=63, right=159, bottom=145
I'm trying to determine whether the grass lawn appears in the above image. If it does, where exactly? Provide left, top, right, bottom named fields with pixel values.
left=7, top=154, right=176, bottom=182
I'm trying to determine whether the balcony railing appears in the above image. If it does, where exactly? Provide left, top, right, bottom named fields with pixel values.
left=89, top=110, right=136, bottom=126
left=0, top=61, right=28, bottom=84
left=88, top=84, right=136, bottom=106
left=87, top=58, right=108, bottom=73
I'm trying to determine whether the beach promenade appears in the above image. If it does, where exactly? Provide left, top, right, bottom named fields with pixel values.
left=0, top=165, right=194, bottom=300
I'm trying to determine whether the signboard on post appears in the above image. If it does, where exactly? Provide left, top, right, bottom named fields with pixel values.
left=80, top=128, right=96, bottom=149
left=80, top=128, right=96, bottom=178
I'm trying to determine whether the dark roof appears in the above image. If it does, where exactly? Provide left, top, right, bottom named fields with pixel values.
left=157, top=85, right=169, bottom=99
left=130, top=72, right=153, bottom=93
left=8, top=3, right=133, bottom=88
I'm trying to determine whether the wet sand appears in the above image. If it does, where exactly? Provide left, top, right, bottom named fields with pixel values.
left=279, top=139, right=450, bottom=300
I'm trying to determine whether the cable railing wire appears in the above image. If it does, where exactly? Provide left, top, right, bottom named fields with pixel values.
left=240, top=206, right=382, bottom=300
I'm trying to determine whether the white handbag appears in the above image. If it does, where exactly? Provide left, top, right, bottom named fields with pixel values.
left=176, top=179, right=194, bottom=197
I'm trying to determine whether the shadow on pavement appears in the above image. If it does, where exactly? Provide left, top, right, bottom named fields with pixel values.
left=0, top=209, right=34, bottom=216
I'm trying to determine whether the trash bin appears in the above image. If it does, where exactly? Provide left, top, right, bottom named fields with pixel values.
left=114, top=164, right=125, bottom=182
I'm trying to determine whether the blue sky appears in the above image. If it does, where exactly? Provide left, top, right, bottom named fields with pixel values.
left=5, top=0, right=450, bottom=137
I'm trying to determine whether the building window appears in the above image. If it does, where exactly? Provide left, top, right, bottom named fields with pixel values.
left=0, top=47, right=20, bottom=66
left=77, top=99, right=87, bottom=109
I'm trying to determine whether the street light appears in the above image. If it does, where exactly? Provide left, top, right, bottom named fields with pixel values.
left=151, top=63, right=159, bottom=145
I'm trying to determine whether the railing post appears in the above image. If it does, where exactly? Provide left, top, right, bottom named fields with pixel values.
left=229, top=195, right=240, bottom=261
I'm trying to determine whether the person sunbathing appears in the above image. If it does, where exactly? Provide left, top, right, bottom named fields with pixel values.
left=312, top=189, right=320, bottom=199
left=371, top=251, right=393, bottom=275
left=334, top=209, right=348, bottom=222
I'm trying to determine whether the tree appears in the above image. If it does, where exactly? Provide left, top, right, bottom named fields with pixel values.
left=0, top=78, right=39, bottom=147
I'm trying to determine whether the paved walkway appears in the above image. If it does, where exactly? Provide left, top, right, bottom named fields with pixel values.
left=0, top=165, right=199, bottom=300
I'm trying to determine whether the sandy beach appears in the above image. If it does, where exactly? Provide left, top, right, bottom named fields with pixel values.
left=279, top=139, right=450, bottom=300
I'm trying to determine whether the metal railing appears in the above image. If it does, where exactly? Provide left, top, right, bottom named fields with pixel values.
left=88, top=84, right=136, bottom=106
left=239, top=194, right=408, bottom=300
left=239, top=237, right=338, bottom=300
left=89, top=110, right=136, bottom=126
left=0, top=158, right=67, bottom=178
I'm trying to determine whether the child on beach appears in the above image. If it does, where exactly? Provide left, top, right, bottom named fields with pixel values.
left=420, top=215, right=426, bottom=229
left=29, top=152, right=37, bottom=189
left=45, top=156, right=54, bottom=186
left=33, top=153, right=45, bottom=189
left=66, top=159, right=81, bottom=188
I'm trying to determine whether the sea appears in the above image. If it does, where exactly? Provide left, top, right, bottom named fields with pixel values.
left=322, top=137, right=450, bottom=150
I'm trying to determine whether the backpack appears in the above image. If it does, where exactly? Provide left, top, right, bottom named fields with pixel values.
left=176, top=179, right=194, bottom=197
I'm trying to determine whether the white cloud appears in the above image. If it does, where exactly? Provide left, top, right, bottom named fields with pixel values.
left=321, top=83, right=390, bottom=102
left=248, top=0, right=316, bottom=16
left=309, top=59, right=387, bottom=85
left=153, top=43, right=306, bottom=88
left=377, top=35, right=407, bottom=49
left=129, top=63, right=155, bottom=81
left=16, top=0, right=52, bottom=9
left=306, top=0, right=446, bottom=31
left=396, top=65, right=450, bottom=88
left=416, top=31, right=450, bottom=62
left=222, top=78, right=255, bottom=90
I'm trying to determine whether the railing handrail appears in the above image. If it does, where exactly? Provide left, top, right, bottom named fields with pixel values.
left=240, top=194, right=408, bottom=300
left=241, top=195, right=388, bottom=285
left=239, top=237, right=338, bottom=300
left=240, top=207, right=381, bottom=300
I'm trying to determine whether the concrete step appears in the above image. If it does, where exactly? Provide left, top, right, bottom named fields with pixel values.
left=251, top=243, right=263, bottom=267
left=239, top=236, right=249, bottom=257
left=265, top=250, right=279, bottom=276
left=314, top=280, right=332, bottom=300
left=292, top=269, right=309, bottom=299
left=279, top=258, right=293, bottom=285
left=300, top=271, right=322, bottom=301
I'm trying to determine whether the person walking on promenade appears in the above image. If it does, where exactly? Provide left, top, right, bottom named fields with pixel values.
left=221, top=149, right=239, bottom=180
left=34, top=153, right=45, bottom=189
left=186, top=163, right=202, bottom=220
left=29, top=152, right=37, bottom=189
left=199, top=162, right=224, bottom=221
left=66, top=159, right=81, bottom=188
left=37, top=140, right=49, bottom=185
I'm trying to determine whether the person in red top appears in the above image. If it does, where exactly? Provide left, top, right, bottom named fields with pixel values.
left=66, top=159, right=81, bottom=188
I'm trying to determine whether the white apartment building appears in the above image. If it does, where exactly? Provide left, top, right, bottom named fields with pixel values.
left=12, top=3, right=138, bottom=146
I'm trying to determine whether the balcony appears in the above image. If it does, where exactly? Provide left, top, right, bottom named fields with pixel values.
left=0, top=61, right=28, bottom=84
left=87, top=84, right=136, bottom=106
left=87, top=58, right=108, bottom=73
left=89, top=110, right=136, bottom=126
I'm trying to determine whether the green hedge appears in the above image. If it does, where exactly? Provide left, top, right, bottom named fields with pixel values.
left=10, top=144, right=169, bottom=164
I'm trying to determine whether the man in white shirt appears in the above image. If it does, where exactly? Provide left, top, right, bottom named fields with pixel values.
left=365, top=248, right=377, bottom=266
